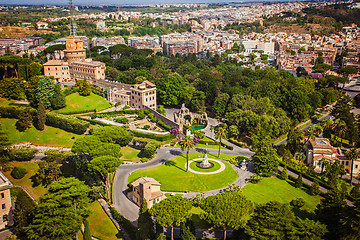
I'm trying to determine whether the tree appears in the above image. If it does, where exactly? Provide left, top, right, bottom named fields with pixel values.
left=315, top=189, right=348, bottom=240
left=179, top=136, right=194, bottom=172
left=77, top=79, right=91, bottom=96
left=155, top=73, right=185, bottom=106
left=309, top=181, right=321, bottom=196
left=88, top=156, right=122, bottom=201
left=13, top=188, right=36, bottom=238
left=332, top=119, right=346, bottom=147
left=16, top=109, right=32, bottom=132
left=92, top=126, right=133, bottom=146
left=71, top=135, right=102, bottom=155
left=50, top=84, right=66, bottom=110
left=279, top=166, right=288, bottom=180
left=215, top=127, right=227, bottom=158
left=346, top=147, right=359, bottom=185
left=136, top=198, right=154, bottom=240
left=83, top=219, right=92, bottom=240
left=34, top=76, right=55, bottom=109
left=252, top=140, right=280, bottom=177
left=244, top=201, right=295, bottom=240
left=149, top=195, right=192, bottom=240
left=295, top=152, right=306, bottom=164
left=180, top=223, right=196, bottom=240
left=288, top=218, right=328, bottom=240
left=37, top=99, right=46, bottom=130
left=212, top=93, right=230, bottom=116
left=25, top=178, right=91, bottom=240
left=295, top=174, right=303, bottom=188
left=143, top=141, right=160, bottom=158
left=0, top=77, right=26, bottom=100
left=200, top=191, right=253, bottom=240
left=296, top=66, right=308, bottom=77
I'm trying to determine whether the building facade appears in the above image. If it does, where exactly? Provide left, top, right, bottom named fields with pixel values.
left=131, top=177, right=165, bottom=208
left=0, top=172, right=13, bottom=230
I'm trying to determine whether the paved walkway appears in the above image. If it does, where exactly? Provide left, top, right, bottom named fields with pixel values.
left=186, top=159, right=226, bottom=175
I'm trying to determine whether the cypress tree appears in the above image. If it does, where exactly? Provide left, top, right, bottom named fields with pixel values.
left=136, top=198, right=153, bottom=240
left=310, top=181, right=321, bottom=196
left=279, top=166, right=288, bottom=180
left=37, top=99, right=46, bottom=130
left=83, top=219, right=92, bottom=240
left=16, top=109, right=32, bottom=132
left=295, top=174, right=303, bottom=188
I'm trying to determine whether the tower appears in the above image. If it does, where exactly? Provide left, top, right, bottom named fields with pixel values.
left=69, top=0, right=77, bottom=36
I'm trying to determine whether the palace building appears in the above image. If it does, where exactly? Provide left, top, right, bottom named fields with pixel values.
left=44, top=36, right=105, bottom=83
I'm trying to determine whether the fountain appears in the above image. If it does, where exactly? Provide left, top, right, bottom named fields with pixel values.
left=199, top=146, right=212, bottom=168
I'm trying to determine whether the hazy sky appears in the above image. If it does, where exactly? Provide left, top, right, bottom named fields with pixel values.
left=0, top=0, right=244, bottom=5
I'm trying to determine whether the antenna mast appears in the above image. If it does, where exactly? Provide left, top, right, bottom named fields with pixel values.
left=69, top=0, right=77, bottom=36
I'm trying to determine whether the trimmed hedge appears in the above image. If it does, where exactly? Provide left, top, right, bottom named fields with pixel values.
left=11, top=167, right=27, bottom=179
left=130, top=130, right=175, bottom=142
left=228, top=138, right=244, bottom=148
left=56, top=108, right=97, bottom=115
left=77, top=117, right=112, bottom=126
left=46, top=112, right=90, bottom=133
left=0, top=105, right=37, bottom=119
left=9, top=148, right=38, bottom=161
left=90, top=110, right=139, bottom=117
left=110, top=207, right=136, bottom=239
left=157, top=120, right=172, bottom=131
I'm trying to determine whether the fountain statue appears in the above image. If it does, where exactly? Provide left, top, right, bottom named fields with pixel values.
left=200, top=144, right=212, bottom=168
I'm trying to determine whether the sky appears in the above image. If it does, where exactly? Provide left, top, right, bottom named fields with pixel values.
left=0, top=0, right=261, bottom=6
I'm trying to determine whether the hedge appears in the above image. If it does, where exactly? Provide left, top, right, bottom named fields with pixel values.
left=110, top=207, right=136, bottom=239
left=228, top=138, right=244, bottom=148
left=157, top=120, right=172, bottom=131
left=205, top=136, right=233, bottom=150
left=77, top=117, right=112, bottom=126
left=55, top=108, right=97, bottom=115
left=0, top=105, right=37, bottom=119
left=90, top=109, right=139, bottom=117
left=46, top=112, right=90, bottom=133
left=9, top=148, right=38, bottom=161
left=130, top=130, right=175, bottom=142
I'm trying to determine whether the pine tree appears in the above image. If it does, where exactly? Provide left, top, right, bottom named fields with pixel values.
left=37, top=99, right=46, bottom=131
left=16, top=109, right=32, bottom=132
left=295, top=174, right=303, bottom=188
left=34, top=77, right=55, bottom=109
left=50, top=84, right=66, bottom=110
left=84, top=219, right=92, bottom=240
left=136, top=198, right=154, bottom=240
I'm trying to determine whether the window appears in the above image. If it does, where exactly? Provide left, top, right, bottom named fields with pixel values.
left=356, top=165, right=358, bottom=169
left=0, top=193, right=4, bottom=198
left=346, top=161, right=349, bottom=166
left=3, top=214, right=8, bottom=222
left=2, top=204, right=5, bottom=209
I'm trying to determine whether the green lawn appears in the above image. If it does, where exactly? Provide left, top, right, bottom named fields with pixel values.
left=166, top=143, right=227, bottom=150
left=189, top=160, right=221, bottom=172
left=0, top=118, right=80, bottom=147
left=56, top=93, right=112, bottom=114
left=87, top=201, right=122, bottom=240
left=129, top=153, right=238, bottom=192
left=242, top=177, right=321, bottom=212
left=120, top=146, right=142, bottom=163
left=3, top=161, right=47, bottom=199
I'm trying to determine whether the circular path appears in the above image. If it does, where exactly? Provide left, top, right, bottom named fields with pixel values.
left=186, top=158, right=226, bottom=175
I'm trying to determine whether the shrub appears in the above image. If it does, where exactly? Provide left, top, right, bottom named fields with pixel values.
left=143, top=141, right=160, bottom=158
left=140, top=158, right=149, bottom=163
left=9, top=148, right=38, bottom=161
left=290, top=198, right=305, bottom=208
left=11, top=167, right=27, bottom=179
left=278, top=166, right=288, bottom=180
left=143, top=125, right=150, bottom=130
left=115, top=117, right=129, bottom=124
left=310, top=181, right=321, bottom=196
left=138, top=110, right=146, bottom=119
left=158, top=121, right=172, bottom=131
left=250, top=174, right=262, bottom=184
left=46, top=112, right=90, bottom=133
left=123, top=105, right=130, bottom=110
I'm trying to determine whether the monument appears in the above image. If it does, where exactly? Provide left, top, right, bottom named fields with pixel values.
left=200, top=145, right=212, bottom=168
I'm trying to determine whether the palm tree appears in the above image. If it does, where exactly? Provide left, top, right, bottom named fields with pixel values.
left=215, top=127, right=227, bottom=158
left=318, top=157, right=327, bottom=173
left=304, top=127, right=316, bottom=147
left=295, top=152, right=306, bottom=164
left=346, top=147, right=359, bottom=186
left=321, top=118, right=332, bottom=137
left=332, top=119, right=346, bottom=148
left=179, top=136, right=194, bottom=172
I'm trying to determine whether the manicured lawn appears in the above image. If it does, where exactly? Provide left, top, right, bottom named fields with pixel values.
left=3, top=161, right=47, bottom=199
left=56, top=93, right=112, bottom=114
left=120, top=146, right=143, bottom=163
left=0, top=118, right=80, bottom=147
left=189, top=160, right=221, bottom=172
left=87, top=201, right=122, bottom=240
left=129, top=153, right=238, bottom=192
left=242, top=177, right=321, bottom=212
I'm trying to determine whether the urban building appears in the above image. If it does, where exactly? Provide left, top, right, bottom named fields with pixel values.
left=130, top=177, right=165, bottom=208
left=0, top=172, right=13, bottom=230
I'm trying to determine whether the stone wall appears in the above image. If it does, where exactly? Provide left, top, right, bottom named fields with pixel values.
left=144, top=106, right=179, bottom=129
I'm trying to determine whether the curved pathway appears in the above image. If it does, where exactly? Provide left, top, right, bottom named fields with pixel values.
left=187, top=159, right=226, bottom=175
left=112, top=146, right=254, bottom=224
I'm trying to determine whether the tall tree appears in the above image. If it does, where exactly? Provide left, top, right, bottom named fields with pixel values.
left=244, top=201, right=295, bottom=240
left=34, top=76, right=55, bottom=109
left=50, top=84, right=66, bottom=110
left=215, top=127, right=227, bottom=158
left=200, top=191, right=253, bottom=240
left=136, top=198, right=154, bottom=240
left=13, top=188, right=36, bottom=238
left=149, top=195, right=192, bottom=240
left=92, top=126, right=133, bottom=146
left=88, top=156, right=122, bottom=201
left=37, top=99, right=46, bottom=130
left=179, top=136, right=194, bottom=172
left=25, top=178, right=91, bottom=240
left=77, top=79, right=91, bottom=96
left=252, top=140, right=280, bottom=177
left=16, top=109, right=32, bottom=132
left=346, top=147, right=359, bottom=186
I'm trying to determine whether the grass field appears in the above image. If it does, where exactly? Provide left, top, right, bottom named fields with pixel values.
left=3, top=161, right=47, bottom=199
left=129, top=153, right=237, bottom=192
left=189, top=160, right=221, bottom=172
left=242, top=177, right=321, bottom=212
left=0, top=118, right=80, bottom=147
left=56, top=93, right=112, bottom=114
left=87, top=201, right=122, bottom=240
left=120, top=146, right=142, bottom=163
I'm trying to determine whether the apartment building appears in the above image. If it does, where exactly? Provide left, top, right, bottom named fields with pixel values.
left=0, top=172, right=13, bottom=230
